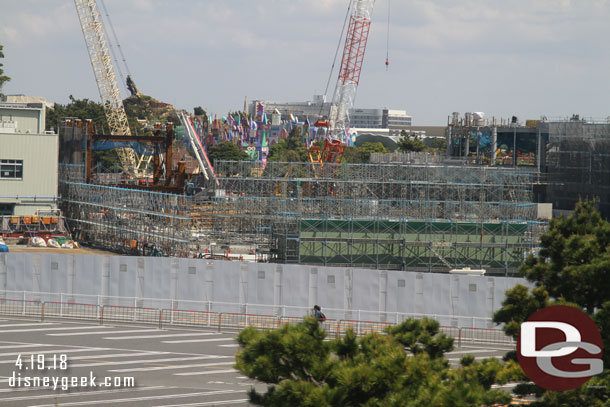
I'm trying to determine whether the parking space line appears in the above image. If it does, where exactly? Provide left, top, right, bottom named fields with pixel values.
left=0, top=326, right=112, bottom=334
left=68, top=355, right=232, bottom=368
left=0, top=348, right=105, bottom=360
left=150, top=400, right=249, bottom=407
left=0, top=323, right=55, bottom=328
left=162, top=338, right=235, bottom=344
left=48, top=329, right=163, bottom=337
left=174, top=369, right=239, bottom=376
left=0, top=343, right=56, bottom=350
left=27, top=389, right=243, bottom=407
left=447, top=355, right=503, bottom=361
left=445, top=349, right=501, bottom=355
left=104, top=332, right=220, bottom=340
left=109, top=361, right=235, bottom=372
left=0, top=386, right=166, bottom=402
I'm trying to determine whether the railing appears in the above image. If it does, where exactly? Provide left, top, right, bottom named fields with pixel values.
left=0, top=291, right=515, bottom=345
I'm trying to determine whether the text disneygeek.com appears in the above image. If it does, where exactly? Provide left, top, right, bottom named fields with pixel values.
left=7, top=353, right=135, bottom=391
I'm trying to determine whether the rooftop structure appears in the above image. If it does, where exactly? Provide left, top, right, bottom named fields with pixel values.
left=0, top=100, right=58, bottom=217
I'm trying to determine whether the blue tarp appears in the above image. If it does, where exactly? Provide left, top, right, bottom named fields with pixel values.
left=0, top=244, right=8, bottom=252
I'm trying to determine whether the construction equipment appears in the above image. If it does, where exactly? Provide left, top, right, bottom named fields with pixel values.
left=328, top=0, right=376, bottom=141
left=178, top=111, right=219, bottom=186
left=74, top=0, right=148, bottom=177
left=308, top=0, right=375, bottom=169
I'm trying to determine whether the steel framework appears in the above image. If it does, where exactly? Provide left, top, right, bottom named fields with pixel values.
left=543, top=121, right=610, bottom=217
left=204, top=160, right=543, bottom=274
left=59, top=180, right=191, bottom=256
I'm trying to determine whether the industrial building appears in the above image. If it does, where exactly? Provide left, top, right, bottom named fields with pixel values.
left=0, top=99, right=59, bottom=216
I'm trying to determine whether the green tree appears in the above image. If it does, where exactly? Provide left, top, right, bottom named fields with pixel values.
left=423, top=137, right=447, bottom=152
left=267, top=127, right=309, bottom=162
left=342, top=142, right=388, bottom=163
left=397, top=130, right=426, bottom=152
left=46, top=96, right=107, bottom=133
left=193, top=106, right=205, bottom=116
left=493, top=201, right=610, bottom=405
left=207, top=141, right=248, bottom=165
left=0, top=44, right=11, bottom=96
left=235, top=317, right=511, bottom=406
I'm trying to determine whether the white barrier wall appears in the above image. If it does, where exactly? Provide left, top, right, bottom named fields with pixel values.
left=0, top=253, right=529, bottom=325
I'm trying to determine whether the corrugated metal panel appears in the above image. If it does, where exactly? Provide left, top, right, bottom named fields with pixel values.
left=0, top=133, right=58, bottom=214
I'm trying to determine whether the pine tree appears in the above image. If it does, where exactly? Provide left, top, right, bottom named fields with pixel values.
left=493, top=200, right=610, bottom=405
left=235, top=317, right=511, bottom=406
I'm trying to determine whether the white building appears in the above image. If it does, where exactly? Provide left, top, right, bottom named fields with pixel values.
left=0, top=99, right=59, bottom=216
left=249, top=96, right=412, bottom=129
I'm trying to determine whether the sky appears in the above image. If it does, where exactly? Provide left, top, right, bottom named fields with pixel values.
left=1, top=0, right=610, bottom=125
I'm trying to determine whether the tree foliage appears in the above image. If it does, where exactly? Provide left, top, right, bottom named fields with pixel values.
left=397, top=130, right=426, bottom=152
left=207, top=141, right=249, bottom=165
left=267, top=127, right=309, bottom=162
left=493, top=201, right=610, bottom=405
left=45, top=96, right=108, bottom=132
left=235, top=317, right=511, bottom=406
left=342, top=142, right=387, bottom=163
left=423, top=137, right=447, bottom=152
left=0, top=44, right=10, bottom=96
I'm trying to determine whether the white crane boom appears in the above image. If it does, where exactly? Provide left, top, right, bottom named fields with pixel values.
left=74, top=0, right=144, bottom=176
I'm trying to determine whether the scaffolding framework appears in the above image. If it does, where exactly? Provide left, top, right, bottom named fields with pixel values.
left=59, top=179, right=191, bottom=256
left=205, top=160, right=544, bottom=274
left=543, top=121, right=610, bottom=217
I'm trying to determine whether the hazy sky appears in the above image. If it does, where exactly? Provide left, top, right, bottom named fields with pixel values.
left=1, top=0, right=609, bottom=125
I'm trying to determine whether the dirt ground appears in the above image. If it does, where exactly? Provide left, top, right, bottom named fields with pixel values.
left=5, top=245, right=119, bottom=255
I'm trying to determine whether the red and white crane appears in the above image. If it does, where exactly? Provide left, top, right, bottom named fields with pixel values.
left=329, top=0, right=376, bottom=141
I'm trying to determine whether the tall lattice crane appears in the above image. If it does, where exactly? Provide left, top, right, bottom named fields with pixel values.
left=328, top=0, right=376, bottom=141
left=74, top=0, right=144, bottom=176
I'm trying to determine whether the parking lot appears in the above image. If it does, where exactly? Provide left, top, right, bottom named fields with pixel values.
left=0, top=316, right=259, bottom=406
left=0, top=316, right=517, bottom=406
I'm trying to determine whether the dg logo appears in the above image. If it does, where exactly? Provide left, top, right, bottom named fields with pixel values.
left=517, top=305, right=604, bottom=391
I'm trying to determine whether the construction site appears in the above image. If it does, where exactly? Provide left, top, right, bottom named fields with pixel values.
left=45, top=0, right=559, bottom=276
left=9, top=0, right=610, bottom=277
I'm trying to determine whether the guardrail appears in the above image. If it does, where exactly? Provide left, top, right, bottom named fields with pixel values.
left=0, top=297, right=514, bottom=345
left=0, top=290, right=498, bottom=330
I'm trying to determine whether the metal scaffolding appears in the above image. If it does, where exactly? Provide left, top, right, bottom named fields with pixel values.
left=204, top=160, right=544, bottom=274
left=543, top=121, right=610, bottom=217
left=59, top=179, right=191, bottom=256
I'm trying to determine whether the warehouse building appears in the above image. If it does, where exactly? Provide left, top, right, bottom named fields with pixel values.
left=0, top=98, right=59, bottom=216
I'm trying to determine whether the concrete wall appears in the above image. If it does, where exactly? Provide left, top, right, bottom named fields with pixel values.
left=0, top=253, right=529, bottom=327
left=0, top=132, right=58, bottom=215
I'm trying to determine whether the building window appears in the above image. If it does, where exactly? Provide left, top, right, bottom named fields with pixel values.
left=0, top=204, right=14, bottom=215
left=0, top=159, right=23, bottom=179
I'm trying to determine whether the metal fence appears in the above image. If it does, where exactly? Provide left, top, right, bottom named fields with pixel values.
left=0, top=290, right=514, bottom=345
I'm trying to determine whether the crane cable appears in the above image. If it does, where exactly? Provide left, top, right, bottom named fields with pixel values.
left=99, top=0, right=132, bottom=92
left=386, top=0, right=390, bottom=70
left=318, top=0, right=353, bottom=119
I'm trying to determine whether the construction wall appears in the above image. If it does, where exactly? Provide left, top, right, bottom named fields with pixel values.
left=0, top=253, right=529, bottom=327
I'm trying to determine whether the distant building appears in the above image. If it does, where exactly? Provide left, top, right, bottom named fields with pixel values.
left=249, top=96, right=412, bottom=130
left=0, top=99, right=58, bottom=216
left=249, top=95, right=331, bottom=121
